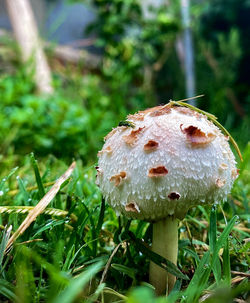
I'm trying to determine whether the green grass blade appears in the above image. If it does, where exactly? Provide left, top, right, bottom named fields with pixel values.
left=213, top=257, right=222, bottom=286
left=209, top=206, right=221, bottom=284
left=183, top=247, right=200, bottom=263
left=127, top=287, right=155, bottom=303
left=64, top=242, right=94, bottom=273
left=208, top=206, right=217, bottom=252
left=85, top=283, right=105, bottom=303
left=212, top=215, right=238, bottom=263
left=111, top=263, right=136, bottom=281
left=103, top=287, right=127, bottom=300
left=17, top=176, right=30, bottom=204
left=81, top=201, right=97, bottom=256
left=62, top=244, right=75, bottom=272
left=20, top=246, right=69, bottom=286
left=0, top=278, right=17, bottom=301
left=0, top=226, right=12, bottom=269
left=52, top=261, right=103, bottom=303
left=183, top=215, right=238, bottom=302
left=135, top=221, right=149, bottom=238
left=16, top=251, right=36, bottom=303
left=167, top=279, right=183, bottom=302
left=222, top=238, right=231, bottom=286
left=31, top=219, right=66, bottom=239
left=128, top=232, right=188, bottom=280
left=30, top=153, right=45, bottom=199
left=96, top=198, right=105, bottom=237
left=0, top=167, right=18, bottom=192
left=183, top=251, right=210, bottom=302
left=36, top=266, right=43, bottom=303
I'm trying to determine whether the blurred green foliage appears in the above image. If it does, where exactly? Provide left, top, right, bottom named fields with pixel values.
left=0, top=67, right=125, bottom=163
left=0, top=0, right=181, bottom=164
left=0, top=0, right=249, bottom=163
left=86, top=0, right=180, bottom=102
left=194, top=0, right=250, bottom=145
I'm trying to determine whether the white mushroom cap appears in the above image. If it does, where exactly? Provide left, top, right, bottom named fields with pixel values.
left=96, top=105, right=238, bottom=221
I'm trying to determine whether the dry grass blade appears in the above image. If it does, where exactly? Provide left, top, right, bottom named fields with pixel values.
left=231, top=271, right=250, bottom=278
left=102, top=287, right=127, bottom=300
left=100, top=242, right=123, bottom=284
left=4, top=161, right=76, bottom=253
left=0, top=206, right=67, bottom=216
left=170, top=94, right=205, bottom=104
left=234, top=299, right=248, bottom=303
left=7, top=181, right=55, bottom=196
left=16, top=239, right=43, bottom=245
left=231, top=276, right=247, bottom=284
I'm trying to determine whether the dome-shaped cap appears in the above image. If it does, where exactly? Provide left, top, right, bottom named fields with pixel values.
left=96, top=104, right=238, bottom=221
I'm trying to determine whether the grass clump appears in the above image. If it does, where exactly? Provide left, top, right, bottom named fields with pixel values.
left=0, top=149, right=248, bottom=302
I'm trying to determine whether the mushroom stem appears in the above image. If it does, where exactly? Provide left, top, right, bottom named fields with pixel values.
left=149, top=216, right=179, bottom=295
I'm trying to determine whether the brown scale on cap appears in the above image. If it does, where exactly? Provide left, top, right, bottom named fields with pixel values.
left=216, top=178, right=226, bottom=188
left=139, top=105, right=203, bottom=118
left=138, top=105, right=163, bottom=115
left=175, top=106, right=201, bottom=118
left=95, top=166, right=103, bottom=177
left=144, top=140, right=159, bottom=152
left=123, top=127, right=145, bottom=145
left=110, top=171, right=127, bottom=186
left=219, top=163, right=228, bottom=171
left=104, top=129, right=117, bottom=141
left=231, top=168, right=239, bottom=179
left=97, top=146, right=112, bottom=157
left=127, top=113, right=145, bottom=121
left=104, top=126, right=127, bottom=141
left=148, top=166, right=168, bottom=177
left=137, top=104, right=172, bottom=117
left=125, top=202, right=140, bottom=213
left=168, top=192, right=181, bottom=200
left=180, top=125, right=216, bottom=147
left=149, top=105, right=172, bottom=117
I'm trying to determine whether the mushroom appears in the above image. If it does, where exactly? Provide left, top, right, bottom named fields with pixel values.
left=96, top=103, right=238, bottom=295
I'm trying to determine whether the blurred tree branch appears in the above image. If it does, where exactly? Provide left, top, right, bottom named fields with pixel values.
left=0, top=28, right=101, bottom=71
left=48, top=44, right=101, bottom=69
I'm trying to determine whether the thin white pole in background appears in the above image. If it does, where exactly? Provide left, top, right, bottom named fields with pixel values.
left=180, top=0, right=196, bottom=105
left=5, top=0, right=53, bottom=94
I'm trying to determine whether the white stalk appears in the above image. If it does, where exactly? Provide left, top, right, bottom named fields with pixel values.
left=149, top=216, right=179, bottom=295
